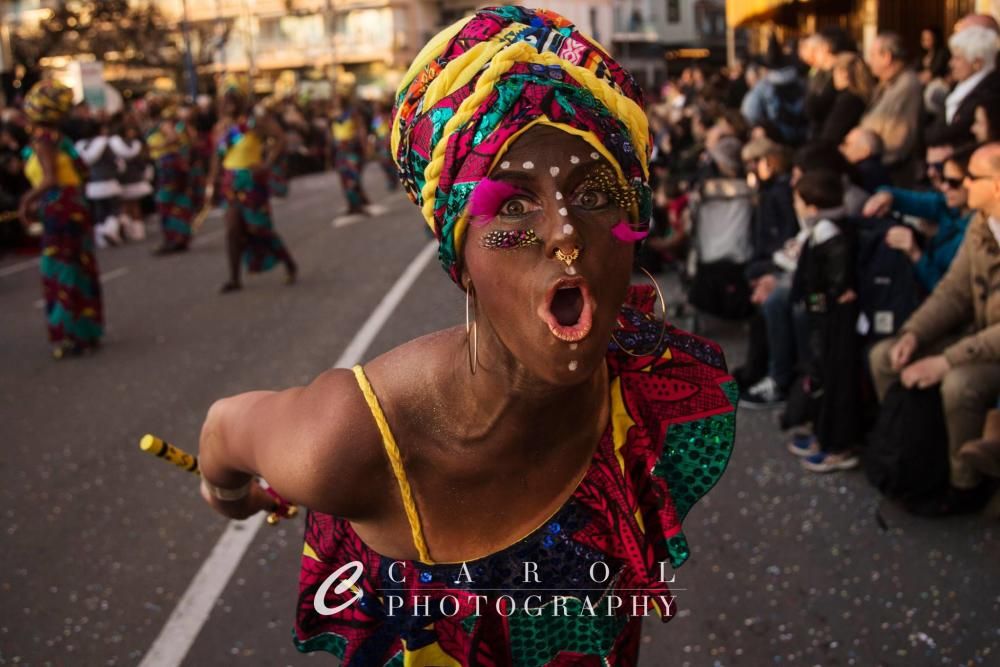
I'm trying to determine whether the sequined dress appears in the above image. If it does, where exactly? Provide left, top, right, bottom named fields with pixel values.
left=294, top=287, right=738, bottom=666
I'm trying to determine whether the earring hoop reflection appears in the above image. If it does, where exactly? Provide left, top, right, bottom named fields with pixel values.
left=465, top=283, right=479, bottom=374
left=610, top=267, right=668, bottom=358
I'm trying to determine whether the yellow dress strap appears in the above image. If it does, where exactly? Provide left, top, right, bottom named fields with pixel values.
left=351, top=365, right=433, bottom=563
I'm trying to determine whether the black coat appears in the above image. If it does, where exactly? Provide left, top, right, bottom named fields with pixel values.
left=747, top=174, right=799, bottom=279
left=925, top=68, right=1000, bottom=147
left=818, top=91, right=867, bottom=146
left=805, top=70, right=837, bottom=140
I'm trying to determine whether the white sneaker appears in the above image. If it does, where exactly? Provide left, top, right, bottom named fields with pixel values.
left=126, top=218, right=146, bottom=241
left=99, top=217, right=122, bottom=245
left=94, top=229, right=108, bottom=249
left=740, top=376, right=786, bottom=410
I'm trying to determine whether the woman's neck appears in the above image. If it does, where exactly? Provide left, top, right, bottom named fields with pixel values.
left=446, top=325, right=609, bottom=451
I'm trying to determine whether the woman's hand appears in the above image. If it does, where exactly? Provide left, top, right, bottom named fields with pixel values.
left=885, top=225, right=921, bottom=262
left=862, top=191, right=893, bottom=218
left=200, top=477, right=277, bottom=521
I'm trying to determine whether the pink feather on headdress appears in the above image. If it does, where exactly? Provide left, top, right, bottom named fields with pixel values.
left=467, top=179, right=524, bottom=226
left=611, top=221, right=649, bottom=242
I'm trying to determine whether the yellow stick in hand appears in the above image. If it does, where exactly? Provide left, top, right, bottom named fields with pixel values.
left=139, top=434, right=297, bottom=525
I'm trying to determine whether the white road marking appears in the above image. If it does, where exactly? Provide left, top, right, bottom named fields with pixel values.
left=0, top=258, right=39, bottom=278
left=137, top=239, right=438, bottom=667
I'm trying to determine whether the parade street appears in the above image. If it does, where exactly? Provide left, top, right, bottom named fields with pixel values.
left=1, top=168, right=997, bottom=667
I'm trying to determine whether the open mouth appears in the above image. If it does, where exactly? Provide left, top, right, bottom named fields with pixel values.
left=538, top=279, right=595, bottom=342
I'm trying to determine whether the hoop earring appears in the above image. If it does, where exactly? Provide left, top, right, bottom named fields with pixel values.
left=610, top=267, right=668, bottom=358
left=465, top=283, right=478, bottom=375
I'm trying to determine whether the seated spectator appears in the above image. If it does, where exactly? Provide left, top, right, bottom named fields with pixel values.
left=739, top=136, right=802, bottom=407
left=861, top=32, right=924, bottom=186
left=959, top=406, right=1000, bottom=478
left=840, top=127, right=892, bottom=193
left=868, top=142, right=1000, bottom=516
left=788, top=170, right=862, bottom=472
left=918, top=27, right=951, bottom=85
left=821, top=52, right=874, bottom=146
left=861, top=144, right=974, bottom=292
left=793, top=143, right=869, bottom=215
left=925, top=144, right=956, bottom=188
left=804, top=33, right=839, bottom=140
left=925, top=26, right=1000, bottom=147
left=741, top=38, right=807, bottom=146
left=970, top=103, right=1000, bottom=143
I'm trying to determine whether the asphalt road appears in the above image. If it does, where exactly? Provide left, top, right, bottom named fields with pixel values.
left=1, top=168, right=997, bottom=667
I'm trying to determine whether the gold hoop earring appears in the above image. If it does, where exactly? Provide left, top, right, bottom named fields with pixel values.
left=465, top=283, right=478, bottom=374
left=610, top=267, right=668, bottom=358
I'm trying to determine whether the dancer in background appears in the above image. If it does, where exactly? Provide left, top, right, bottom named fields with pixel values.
left=261, top=97, right=290, bottom=198
left=110, top=113, right=152, bottom=241
left=145, top=93, right=193, bottom=254
left=18, top=80, right=103, bottom=358
left=370, top=99, right=397, bottom=192
left=330, top=92, right=370, bottom=217
left=75, top=114, right=122, bottom=248
left=208, top=85, right=297, bottom=293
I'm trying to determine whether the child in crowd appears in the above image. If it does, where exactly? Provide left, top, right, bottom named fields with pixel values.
left=788, top=169, right=863, bottom=472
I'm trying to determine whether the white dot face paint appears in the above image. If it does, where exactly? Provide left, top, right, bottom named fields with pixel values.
left=590, top=151, right=599, bottom=160
left=568, top=360, right=579, bottom=371
left=500, top=160, right=510, bottom=169
left=569, top=343, right=579, bottom=351
left=522, top=161, right=534, bottom=169
left=570, top=155, right=580, bottom=164
left=562, top=223, right=574, bottom=235
left=558, top=207, right=568, bottom=217
left=555, top=191, right=563, bottom=200
left=565, top=265, right=577, bottom=276
left=549, top=166, right=560, bottom=177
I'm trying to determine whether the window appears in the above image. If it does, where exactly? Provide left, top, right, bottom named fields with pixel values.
left=667, top=0, right=680, bottom=24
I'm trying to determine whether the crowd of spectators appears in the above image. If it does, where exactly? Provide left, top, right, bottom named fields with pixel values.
left=643, top=14, right=1000, bottom=517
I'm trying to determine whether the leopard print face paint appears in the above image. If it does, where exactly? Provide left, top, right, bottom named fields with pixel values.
left=480, top=229, right=541, bottom=250
left=577, top=164, right=639, bottom=211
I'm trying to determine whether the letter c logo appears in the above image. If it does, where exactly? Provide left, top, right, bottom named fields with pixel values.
left=314, top=561, right=365, bottom=616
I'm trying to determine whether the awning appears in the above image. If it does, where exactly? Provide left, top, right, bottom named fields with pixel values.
left=726, top=0, right=799, bottom=27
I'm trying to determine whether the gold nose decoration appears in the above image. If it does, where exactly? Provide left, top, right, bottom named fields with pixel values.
left=555, top=247, right=580, bottom=266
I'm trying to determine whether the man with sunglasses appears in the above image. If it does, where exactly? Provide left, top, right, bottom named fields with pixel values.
left=868, top=143, right=1000, bottom=516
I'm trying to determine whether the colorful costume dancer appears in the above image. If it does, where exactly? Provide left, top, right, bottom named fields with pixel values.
left=214, top=88, right=296, bottom=291
left=331, top=102, right=370, bottom=213
left=293, top=7, right=734, bottom=664
left=21, top=80, right=103, bottom=357
left=146, top=99, right=193, bottom=253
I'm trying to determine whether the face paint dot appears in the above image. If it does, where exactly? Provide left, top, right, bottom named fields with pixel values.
left=569, top=343, right=579, bottom=351
left=549, top=166, right=560, bottom=177
left=555, top=191, right=563, bottom=200
left=522, top=161, right=534, bottom=169
left=590, top=151, right=600, bottom=160
left=558, top=207, right=568, bottom=216
left=570, top=155, right=580, bottom=164
left=500, top=160, right=510, bottom=169
left=562, top=223, right=574, bottom=235
left=568, top=360, right=579, bottom=371
left=565, top=265, right=577, bottom=276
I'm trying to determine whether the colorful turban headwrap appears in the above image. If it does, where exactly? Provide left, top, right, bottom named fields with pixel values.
left=391, top=5, right=652, bottom=283
left=24, top=80, right=75, bottom=125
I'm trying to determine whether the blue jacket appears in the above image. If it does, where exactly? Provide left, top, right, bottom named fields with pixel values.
left=880, top=187, right=972, bottom=291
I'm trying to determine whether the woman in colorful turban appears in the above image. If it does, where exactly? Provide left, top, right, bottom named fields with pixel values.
left=19, top=79, right=104, bottom=358
left=145, top=92, right=195, bottom=254
left=197, top=7, right=736, bottom=665
left=207, top=85, right=297, bottom=292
